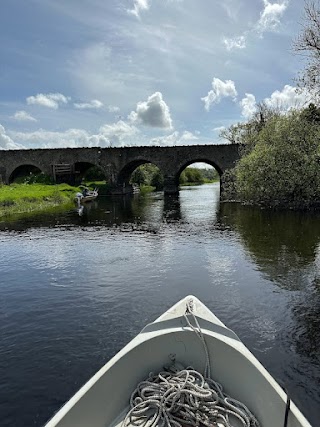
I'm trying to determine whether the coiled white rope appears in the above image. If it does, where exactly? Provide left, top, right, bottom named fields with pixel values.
left=122, top=300, right=261, bottom=427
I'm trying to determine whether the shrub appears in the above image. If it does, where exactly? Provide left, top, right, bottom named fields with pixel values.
left=180, top=168, right=204, bottom=184
left=230, top=109, right=320, bottom=209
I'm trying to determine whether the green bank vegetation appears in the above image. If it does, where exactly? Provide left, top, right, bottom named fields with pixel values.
left=0, top=165, right=108, bottom=217
left=0, top=182, right=79, bottom=218
left=221, top=104, right=320, bottom=209
left=180, top=167, right=219, bottom=186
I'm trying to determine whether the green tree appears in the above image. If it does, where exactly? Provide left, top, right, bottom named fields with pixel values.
left=230, top=109, right=320, bottom=208
left=130, top=164, right=164, bottom=188
left=301, top=102, right=320, bottom=122
left=179, top=168, right=204, bottom=184
left=201, top=168, right=219, bottom=182
left=131, top=167, right=147, bottom=185
left=219, top=103, right=281, bottom=164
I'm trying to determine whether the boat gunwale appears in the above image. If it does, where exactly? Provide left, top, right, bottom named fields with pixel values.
left=44, top=296, right=312, bottom=427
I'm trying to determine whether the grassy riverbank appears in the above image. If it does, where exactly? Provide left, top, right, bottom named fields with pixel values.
left=0, top=183, right=79, bottom=218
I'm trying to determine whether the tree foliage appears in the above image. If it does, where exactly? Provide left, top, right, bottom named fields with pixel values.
left=220, top=103, right=280, bottom=151
left=130, top=164, right=218, bottom=190
left=180, top=168, right=204, bottom=185
left=200, top=168, right=219, bottom=182
left=222, top=105, right=320, bottom=209
left=130, top=164, right=164, bottom=188
left=293, top=1, right=320, bottom=101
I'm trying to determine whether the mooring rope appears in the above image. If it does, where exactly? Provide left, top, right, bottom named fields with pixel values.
left=122, top=300, right=260, bottom=427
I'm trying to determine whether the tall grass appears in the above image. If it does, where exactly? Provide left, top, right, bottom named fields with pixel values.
left=0, top=183, right=79, bottom=217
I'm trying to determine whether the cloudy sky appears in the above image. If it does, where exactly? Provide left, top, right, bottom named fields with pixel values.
left=0, top=0, right=311, bottom=150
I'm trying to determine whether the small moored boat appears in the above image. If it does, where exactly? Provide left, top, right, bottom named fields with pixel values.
left=44, top=296, right=312, bottom=427
left=75, top=188, right=98, bottom=204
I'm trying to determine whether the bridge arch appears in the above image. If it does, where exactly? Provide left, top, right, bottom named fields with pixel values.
left=169, top=159, right=222, bottom=189
left=117, top=158, right=164, bottom=185
left=8, top=163, right=44, bottom=184
left=176, top=159, right=222, bottom=180
left=74, top=161, right=106, bottom=183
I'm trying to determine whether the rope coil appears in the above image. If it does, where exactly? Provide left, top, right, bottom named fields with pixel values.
left=123, top=300, right=260, bottom=427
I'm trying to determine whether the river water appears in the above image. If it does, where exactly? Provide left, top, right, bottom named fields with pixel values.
left=0, top=183, right=319, bottom=426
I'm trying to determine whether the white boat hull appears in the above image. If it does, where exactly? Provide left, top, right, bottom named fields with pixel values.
left=44, top=296, right=312, bottom=427
left=75, top=191, right=98, bottom=204
left=80, top=194, right=98, bottom=203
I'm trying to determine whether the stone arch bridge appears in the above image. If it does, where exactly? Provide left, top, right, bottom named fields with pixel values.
left=0, top=145, right=241, bottom=194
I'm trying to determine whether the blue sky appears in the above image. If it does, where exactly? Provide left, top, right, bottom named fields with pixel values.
left=0, top=0, right=311, bottom=149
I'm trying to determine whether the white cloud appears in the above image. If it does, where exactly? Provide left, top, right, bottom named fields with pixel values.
left=26, top=93, right=70, bottom=109
left=179, top=131, right=198, bottom=141
left=213, top=126, right=226, bottom=132
left=150, top=131, right=179, bottom=145
left=201, top=78, right=237, bottom=111
left=127, top=0, right=150, bottom=18
left=12, top=110, right=37, bottom=122
left=0, top=124, right=24, bottom=150
left=238, top=86, right=312, bottom=120
left=108, top=105, right=120, bottom=113
left=74, top=99, right=103, bottom=109
left=150, top=130, right=198, bottom=145
left=6, top=123, right=200, bottom=149
left=264, top=85, right=311, bottom=110
left=257, top=0, right=288, bottom=33
left=9, top=120, right=139, bottom=149
left=223, top=35, right=246, bottom=51
left=129, top=92, right=173, bottom=129
left=99, top=120, right=139, bottom=146
left=10, top=128, right=106, bottom=148
left=240, top=93, right=257, bottom=118
left=223, top=0, right=288, bottom=50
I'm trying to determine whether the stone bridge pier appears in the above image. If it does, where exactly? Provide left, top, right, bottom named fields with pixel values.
left=0, top=145, right=241, bottom=195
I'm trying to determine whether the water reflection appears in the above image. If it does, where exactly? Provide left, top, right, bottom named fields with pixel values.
left=180, top=184, right=220, bottom=225
left=292, top=275, right=320, bottom=360
left=218, top=202, right=320, bottom=364
left=163, top=194, right=181, bottom=222
left=78, top=195, right=145, bottom=226
left=217, top=203, right=320, bottom=289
